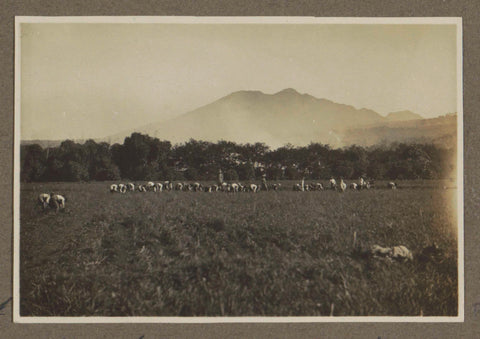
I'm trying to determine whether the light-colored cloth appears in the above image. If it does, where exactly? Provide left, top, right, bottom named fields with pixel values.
left=329, top=178, right=336, bottom=189
left=371, top=244, right=413, bottom=261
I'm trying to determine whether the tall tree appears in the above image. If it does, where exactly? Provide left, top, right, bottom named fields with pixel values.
left=21, top=144, right=46, bottom=182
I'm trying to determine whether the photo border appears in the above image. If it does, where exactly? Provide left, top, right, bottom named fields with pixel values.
left=13, top=15, right=464, bottom=324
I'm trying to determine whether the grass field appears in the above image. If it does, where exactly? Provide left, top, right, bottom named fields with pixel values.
left=19, top=180, right=459, bottom=317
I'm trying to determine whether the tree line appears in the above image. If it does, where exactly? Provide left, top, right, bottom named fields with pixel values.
left=20, top=133, right=456, bottom=183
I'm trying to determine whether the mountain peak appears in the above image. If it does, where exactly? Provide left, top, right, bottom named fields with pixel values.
left=101, top=88, right=446, bottom=149
left=275, top=88, right=300, bottom=95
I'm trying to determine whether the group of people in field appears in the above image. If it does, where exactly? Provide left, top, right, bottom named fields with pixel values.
left=292, top=177, right=371, bottom=192
left=36, top=171, right=397, bottom=214
left=107, top=169, right=271, bottom=194
left=37, top=192, right=66, bottom=212
left=107, top=169, right=395, bottom=195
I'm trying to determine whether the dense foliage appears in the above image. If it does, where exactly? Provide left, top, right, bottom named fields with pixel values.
left=20, top=133, right=456, bottom=182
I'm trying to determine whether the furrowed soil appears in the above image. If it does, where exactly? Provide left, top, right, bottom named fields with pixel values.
left=19, top=181, right=459, bottom=316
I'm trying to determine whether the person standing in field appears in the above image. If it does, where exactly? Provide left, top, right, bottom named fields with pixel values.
left=218, top=169, right=224, bottom=186
left=261, top=173, right=268, bottom=191
left=301, top=169, right=308, bottom=192
left=359, top=176, right=365, bottom=189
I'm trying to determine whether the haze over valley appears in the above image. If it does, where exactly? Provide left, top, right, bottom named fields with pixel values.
left=96, top=89, right=456, bottom=149
left=22, top=88, right=456, bottom=150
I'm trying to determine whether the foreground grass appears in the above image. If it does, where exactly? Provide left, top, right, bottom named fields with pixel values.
left=20, top=181, right=458, bottom=316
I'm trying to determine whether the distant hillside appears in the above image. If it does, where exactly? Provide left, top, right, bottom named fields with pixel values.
left=105, top=88, right=389, bottom=148
left=342, top=113, right=457, bottom=148
left=386, top=110, right=423, bottom=121
left=22, top=89, right=456, bottom=149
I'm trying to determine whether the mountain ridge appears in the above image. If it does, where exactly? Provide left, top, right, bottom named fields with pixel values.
left=120, top=88, right=429, bottom=148
left=21, top=89, right=455, bottom=149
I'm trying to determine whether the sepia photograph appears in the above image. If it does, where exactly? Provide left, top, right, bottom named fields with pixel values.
left=14, top=17, right=463, bottom=322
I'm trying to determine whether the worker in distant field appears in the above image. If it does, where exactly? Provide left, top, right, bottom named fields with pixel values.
left=329, top=177, right=337, bottom=190
left=261, top=173, right=268, bottom=191
left=359, top=176, right=366, bottom=189
left=301, top=168, right=309, bottom=192
left=218, top=169, right=224, bottom=186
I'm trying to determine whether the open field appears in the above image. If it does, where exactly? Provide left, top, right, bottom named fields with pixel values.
left=19, top=181, right=458, bottom=317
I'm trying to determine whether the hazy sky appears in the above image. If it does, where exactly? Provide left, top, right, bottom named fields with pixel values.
left=20, top=22, right=458, bottom=140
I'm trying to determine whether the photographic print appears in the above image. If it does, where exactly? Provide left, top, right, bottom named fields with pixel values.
left=14, top=17, right=463, bottom=322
